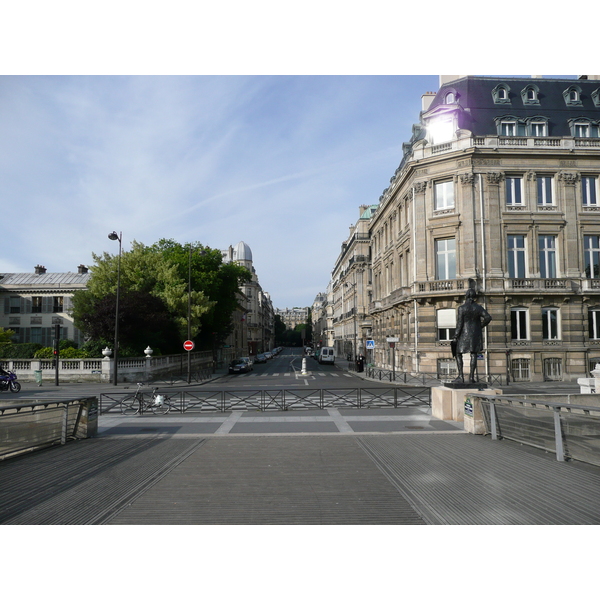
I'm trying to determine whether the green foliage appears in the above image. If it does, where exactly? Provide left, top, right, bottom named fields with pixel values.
left=34, top=346, right=93, bottom=359
left=72, top=238, right=249, bottom=355
left=0, top=328, right=15, bottom=344
left=0, top=343, right=43, bottom=359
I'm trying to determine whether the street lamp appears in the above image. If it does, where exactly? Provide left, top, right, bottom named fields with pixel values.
left=108, top=231, right=122, bottom=386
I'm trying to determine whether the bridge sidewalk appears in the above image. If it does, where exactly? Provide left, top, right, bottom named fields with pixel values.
left=1, top=407, right=599, bottom=525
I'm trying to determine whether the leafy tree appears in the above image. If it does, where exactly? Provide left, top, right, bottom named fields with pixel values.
left=0, top=328, right=15, bottom=344
left=149, top=239, right=252, bottom=349
left=274, top=315, right=286, bottom=344
left=81, top=240, right=213, bottom=339
left=72, top=238, right=251, bottom=355
left=73, top=290, right=182, bottom=356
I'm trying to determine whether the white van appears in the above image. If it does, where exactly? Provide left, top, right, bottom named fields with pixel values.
left=318, top=347, right=335, bottom=364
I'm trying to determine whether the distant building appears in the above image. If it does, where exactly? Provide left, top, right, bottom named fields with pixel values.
left=0, top=264, right=90, bottom=346
left=330, top=204, right=377, bottom=360
left=222, top=241, right=274, bottom=355
left=275, top=307, right=309, bottom=331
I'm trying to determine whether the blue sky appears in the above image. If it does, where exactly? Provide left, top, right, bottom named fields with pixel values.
left=0, top=74, right=440, bottom=307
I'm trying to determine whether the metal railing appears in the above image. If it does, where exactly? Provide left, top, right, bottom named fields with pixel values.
left=363, top=365, right=504, bottom=386
left=0, top=397, right=98, bottom=460
left=475, top=394, right=600, bottom=466
left=99, top=386, right=431, bottom=414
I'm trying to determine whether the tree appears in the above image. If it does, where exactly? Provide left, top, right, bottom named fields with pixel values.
left=149, top=239, right=252, bottom=349
left=0, top=328, right=15, bottom=344
left=73, top=290, right=181, bottom=356
left=72, top=238, right=251, bottom=355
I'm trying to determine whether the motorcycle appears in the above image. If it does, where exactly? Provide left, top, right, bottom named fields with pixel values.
left=0, top=370, right=21, bottom=393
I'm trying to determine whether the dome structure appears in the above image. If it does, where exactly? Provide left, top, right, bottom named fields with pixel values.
left=234, top=241, right=253, bottom=262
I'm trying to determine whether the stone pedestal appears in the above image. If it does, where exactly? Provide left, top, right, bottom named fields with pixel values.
left=432, top=385, right=502, bottom=434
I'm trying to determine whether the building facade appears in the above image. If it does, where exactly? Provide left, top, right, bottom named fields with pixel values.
left=330, top=204, right=377, bottom=360
left=0, top=264, right=90, bottom=346
left=365, top=75, right=600, bottom=382
left=222, top=241, right=275, bottom=356
left=275, top=307, right=309, bottom=331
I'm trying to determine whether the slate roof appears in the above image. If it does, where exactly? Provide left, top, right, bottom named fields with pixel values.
left=0, top=272, right=91, bottom=288
left=430, top=75, right=600, bottom=137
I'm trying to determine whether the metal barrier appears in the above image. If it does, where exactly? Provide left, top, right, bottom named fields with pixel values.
left=476, top=394, right=600, bottom=466
left=363, top=366, right=504, bottom=386
left=99, top=387, right=431, bottom=414
left=0, top=397, right=98, bottom=460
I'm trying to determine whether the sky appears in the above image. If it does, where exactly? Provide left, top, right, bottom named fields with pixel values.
left=0, top=73, right=441, bottom=307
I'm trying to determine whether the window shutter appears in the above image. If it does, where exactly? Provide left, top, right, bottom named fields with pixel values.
left=42, top=297, right=53, bottom=313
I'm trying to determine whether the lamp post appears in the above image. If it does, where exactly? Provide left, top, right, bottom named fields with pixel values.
left=108, top=231, right=122, bottom=386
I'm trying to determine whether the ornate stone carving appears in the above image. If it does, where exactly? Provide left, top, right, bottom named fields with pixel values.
left=413, top=181, right=427, bottom=193
left=485, top=172, right=502, bottom=185
left=460, top=172, right=474, bottom=185
left=558, top=171, right=580, bottom=185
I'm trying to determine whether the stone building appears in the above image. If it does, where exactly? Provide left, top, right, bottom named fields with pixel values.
left=330, top=204, right=377, bottom=359
left=0, top=264, right=90, bottom=346
left=222, top=241, right=274, bottom=356
left=365, top=75, right=600, bottom=382
left=275, top=307, right=309, bottom=331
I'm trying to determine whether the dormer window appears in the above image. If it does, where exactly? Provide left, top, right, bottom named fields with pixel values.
left=521, top=84, right=540, bottom=105
left=563, top=85, right=583, bottom=106
left=526, top=116, right=549, bottom=137
left=492, top=84, right=511, bottom=104
left=502, top=121, right=517, bottom=136
left=445, top=92, right=455, bottom=104
left=495, top=115, right=522, bottom=136
left=568, top=118, right=598, bottom=138
left=592, top=88, right=600, bottom=108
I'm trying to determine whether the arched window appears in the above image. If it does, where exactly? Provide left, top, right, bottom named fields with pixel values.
left=563, top=85, right=583, bottom=106
left=521, top=84, right=540, bottom=105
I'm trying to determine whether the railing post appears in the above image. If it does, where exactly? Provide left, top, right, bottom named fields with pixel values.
left=61, top=403, right=69, bottom=444
left=553, top=408, right=565, bottom=462
left=489, top=401, right=498, bottom=440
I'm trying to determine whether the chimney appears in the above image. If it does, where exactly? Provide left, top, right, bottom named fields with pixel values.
left=77, top=264, right=88, bottom=274
left=422, top=91, right=436, bottom=112
left=439, top=75, right=467, bottom=86
left=34, top=265, right=46, bottom=275
left=359, top=204, right=369, bottom=217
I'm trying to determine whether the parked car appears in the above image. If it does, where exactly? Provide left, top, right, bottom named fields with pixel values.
left=255, top=353, right=267, bottom=364
left=228, top=358, right=252, bottom=374
left=241, top=357, right=254, bottom=369
left=264, top=351, right=273, bottom=360
left=318, top=347, right=335, bottom=365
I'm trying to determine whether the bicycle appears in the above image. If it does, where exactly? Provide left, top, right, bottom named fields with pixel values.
left=120, top=383, right=171, bottom=415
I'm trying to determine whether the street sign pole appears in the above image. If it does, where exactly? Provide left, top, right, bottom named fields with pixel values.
left=184, top=340, right=195, bottom=384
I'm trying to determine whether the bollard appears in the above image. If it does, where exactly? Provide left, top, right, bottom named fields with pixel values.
left=301, top=358, right=307, bottom=375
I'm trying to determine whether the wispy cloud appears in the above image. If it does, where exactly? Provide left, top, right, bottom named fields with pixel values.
left=0, top=74, right=438, bottom=307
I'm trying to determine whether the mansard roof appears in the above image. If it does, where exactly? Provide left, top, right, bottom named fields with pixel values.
left=427, top=76, right=600, bottom=137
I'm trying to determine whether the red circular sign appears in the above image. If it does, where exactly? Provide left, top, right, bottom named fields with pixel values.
left=183, top=340, right=195, bottom=351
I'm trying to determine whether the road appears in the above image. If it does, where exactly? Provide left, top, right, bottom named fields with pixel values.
left=214, top=346, right=365, bottom=390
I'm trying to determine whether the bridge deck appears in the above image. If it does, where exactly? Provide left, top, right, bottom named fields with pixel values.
left=1, top=409, right=599, bottom=525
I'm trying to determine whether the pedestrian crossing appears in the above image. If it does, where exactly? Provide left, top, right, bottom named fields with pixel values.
left=229, top=372, right=354, bottom=379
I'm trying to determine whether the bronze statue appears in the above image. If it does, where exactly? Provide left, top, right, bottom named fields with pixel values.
left=451, top=288, right=492, bottom=383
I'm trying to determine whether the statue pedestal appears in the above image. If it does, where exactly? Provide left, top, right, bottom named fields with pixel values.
left=432, top=385, right=502, bottom=434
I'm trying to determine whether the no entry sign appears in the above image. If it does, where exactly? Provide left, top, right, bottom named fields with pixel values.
left=183, top=340, right=195, bottom=351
